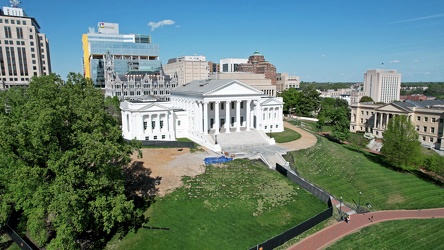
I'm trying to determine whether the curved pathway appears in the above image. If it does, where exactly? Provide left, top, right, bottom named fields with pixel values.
left=278, top=121, right=317, bottom=151
left=289, top=208, right=444, bottom=249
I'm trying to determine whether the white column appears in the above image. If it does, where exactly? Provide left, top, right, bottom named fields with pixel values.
left=196, top=101, right=202, bottom=133
left=373, top=112, right=377, bottom=128
left=246, top=100, right=251, bottom=131
left=386, top=113, right=390, bottom=128
left=215, top=101, right=220, bottom=135
left=236, top=100, right=241, bottom=132
left=379, top=112, right=383, bottom=128
left=203, top=102, right=208, bottom=135
left=225, top=100, right=231, bottom=133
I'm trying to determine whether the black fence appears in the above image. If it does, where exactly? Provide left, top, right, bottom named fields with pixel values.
left=276, top=164, right=330, bottom=203
left=4, top=224, right=39, bottom=250
left=140, top=140, right=195, bottom=148
left=248, top=164, right=333, bottom=250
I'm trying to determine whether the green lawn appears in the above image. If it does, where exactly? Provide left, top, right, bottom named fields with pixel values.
left=107, top=159, right=327, bottom=249
left=326, top=219, right=444, bottom=249
left=286, top=136, right=444, bottom=210
left=268, top=127, right=301, bottom=143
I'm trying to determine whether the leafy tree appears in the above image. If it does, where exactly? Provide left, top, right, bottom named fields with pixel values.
left=380, top=115, right=422, bottom=170
left=317, top=98, right=349, bottom=135
left=0, top=73, right=144, bottom=249
left=330, top=107, right=350, bottom=142
left=296, top=85, right=321, bottom=117
left=279, top=88, right=300, bottom=115
left=359, top=96, right=374, bottom=103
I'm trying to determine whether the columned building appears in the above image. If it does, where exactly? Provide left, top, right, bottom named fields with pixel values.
left=350, top=100, right=444, bottom=150
left=121, top=79, right=284, bottom=152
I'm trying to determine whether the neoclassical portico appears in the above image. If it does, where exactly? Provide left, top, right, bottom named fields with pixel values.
left=121, top=79, right=284, bottom=152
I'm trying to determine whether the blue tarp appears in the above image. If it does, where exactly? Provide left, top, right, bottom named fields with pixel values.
left=204, top=156, right=233, bottom=165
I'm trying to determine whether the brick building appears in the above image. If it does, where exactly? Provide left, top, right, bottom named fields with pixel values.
left=236, top=50, right=277, bottom=85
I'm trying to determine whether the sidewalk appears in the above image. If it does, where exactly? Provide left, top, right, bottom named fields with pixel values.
left=288, top=208, right=444, bottom=250
left=278, top=121, right=317, bottom=151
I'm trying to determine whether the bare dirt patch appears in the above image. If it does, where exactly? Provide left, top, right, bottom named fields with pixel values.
left=130, top=148, right=213, bottom=196
left=387, top=193, right=406, bottom=204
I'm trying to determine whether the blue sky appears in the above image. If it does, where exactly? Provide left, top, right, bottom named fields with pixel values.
left=18, top=0, right=444, bottom=82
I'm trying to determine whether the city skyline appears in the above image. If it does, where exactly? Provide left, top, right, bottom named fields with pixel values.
left=18, top=0, right=444, bottom=82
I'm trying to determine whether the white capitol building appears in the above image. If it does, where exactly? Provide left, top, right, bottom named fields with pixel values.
left=121, top=79, right=284, bottom=152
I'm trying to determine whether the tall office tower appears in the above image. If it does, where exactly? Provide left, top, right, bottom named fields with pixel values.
left=163, top=55, right=209, bottom=86
left=0, top=1, right=51, bottom=89
left=363, top=69, right=401, bottom=103
left=82, top=22, right=161, bottom=87
left=236, top=50, right=277, bottom=85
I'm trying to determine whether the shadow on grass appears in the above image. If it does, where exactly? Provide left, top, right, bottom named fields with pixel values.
left=78, top=161, right=162, bottom=249
left=412, top=170, right=444, bottom=187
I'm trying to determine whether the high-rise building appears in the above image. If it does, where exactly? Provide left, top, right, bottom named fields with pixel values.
left=82, top=22, right=161, bottom=87
left=363, top=69, right=401, bottom=103
left=0, top=1, right=51, bottom=89
left=163, top=55, right=209, bottom=86
left=236, top=51, right=277, bottom=85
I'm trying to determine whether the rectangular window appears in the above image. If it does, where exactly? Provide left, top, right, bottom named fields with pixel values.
left=210, top=103, right=214, bottom=110
left=178, top=120, right=181, bottom=126
left=154, top=136, right=157, bottom=140
left=16, top=27, right=23, bottom=39
left=416, top=126, right=420, bottom=131
left=145, top=136, right=149, bottom=140
left=162, top=135, right=166, bottom=139
left=430, top=137, right=434, bottom=142
left=423, top=126, right=427, bottom=133
left=143, top=122, right=147, bottom=130
left=160, top=120, right=164, bottom=128
left=432, top=118, right=436, bottom=123
left=240, top=101, right=244, bottom=109
left=221, top=102, right=224, bottom=110
left=152, top=121, right=155, bottom=129
left=424, top=117, right=428, bottom=122
left=431, top=127, right=435, bottom=133
left=4, top=26, right=11, bottom=38
left=361, top=111, right=364, bottom=115
left=417, top=116, right=421, bottom=121
left=231, top=102, right=235, bottom=109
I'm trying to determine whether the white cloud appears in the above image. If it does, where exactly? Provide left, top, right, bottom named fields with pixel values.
left=148, top=19, right=175, bottom=31
left=392, top=13, right=444, bottom=24
left=390, top=60, right=400, bottom=63
left=321, top=54, right=326, bottom=57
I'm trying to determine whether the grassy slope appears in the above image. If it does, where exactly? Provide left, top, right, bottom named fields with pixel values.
left=326, top=219, right=444, bottom=249
left=286, top=136, right=444, bottom=210
left=107, top=159, right=327, bottom=250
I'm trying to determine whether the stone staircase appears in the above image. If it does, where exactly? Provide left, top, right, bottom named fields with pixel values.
left=215, top=130, right=273, bottom=151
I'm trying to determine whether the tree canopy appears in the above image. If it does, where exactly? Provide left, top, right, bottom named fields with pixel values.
left=0, top=73, right=144, bottom=249
left=317, top=98, right=350, bottom=140
left=359, top=96, right=374, bottom=103
left=280, top=86, right=321, bottom=117
left=380, top=115, right=422, bottom=170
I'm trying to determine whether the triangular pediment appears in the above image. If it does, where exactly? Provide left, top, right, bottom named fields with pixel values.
left=376, top=103, right=409, bottom=113
left=261, top=98, right=284, bottom=106
left=138, top=103, right=170, bottom=112
left=205, top=80, right=263, bottom=96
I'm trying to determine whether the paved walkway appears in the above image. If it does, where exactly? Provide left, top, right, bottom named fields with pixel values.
left=278, top=121, right=317, bottom=151
left=289, top=208, right=444, bottom=249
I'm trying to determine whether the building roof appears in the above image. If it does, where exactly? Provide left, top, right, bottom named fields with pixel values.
left=394, top=100, right=444, bottom=110
left=170, top=79, right=264, bottom=97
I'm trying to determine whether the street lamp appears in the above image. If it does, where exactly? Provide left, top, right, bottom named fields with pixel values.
left=339, top=196, right=343, bottom=220
left=358, top=191, right=362, bottom=212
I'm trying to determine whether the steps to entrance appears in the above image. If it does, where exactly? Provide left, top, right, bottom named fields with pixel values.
left=215, top=130, right=271, bottom=151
